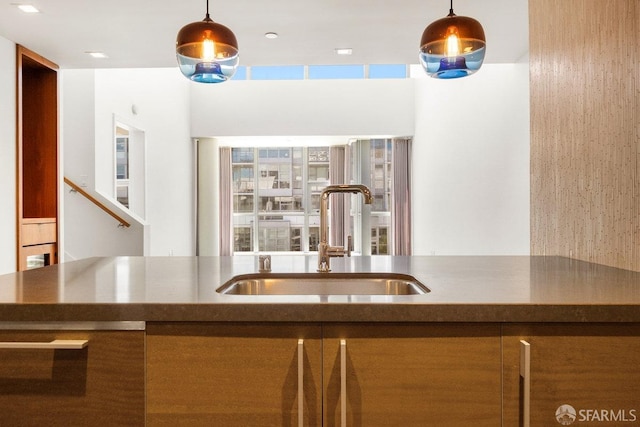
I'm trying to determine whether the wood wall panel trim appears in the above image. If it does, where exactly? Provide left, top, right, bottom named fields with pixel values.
left=530, top=0, right=639, bottom=271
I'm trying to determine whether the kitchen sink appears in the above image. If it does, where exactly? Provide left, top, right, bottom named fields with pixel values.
left=216, top=273, right=430, bottom=296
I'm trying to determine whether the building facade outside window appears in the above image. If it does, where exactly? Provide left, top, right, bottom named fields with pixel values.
left=232, top=146, right=329, bottom=253
left=230, top=140, right=395, bottom=255
left=369, top=139, right=392, bottom=255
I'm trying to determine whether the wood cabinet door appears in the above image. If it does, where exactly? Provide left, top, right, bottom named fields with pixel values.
left=0, top=330, right=145, bottom=426
left=503, top=323, right=640, bottom=426
left=146, top=322, right=322, bottom=426
left=322, top=323, right=502, bottom=427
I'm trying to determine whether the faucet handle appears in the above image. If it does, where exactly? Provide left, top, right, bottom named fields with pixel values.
left=346, top=235, right=353, bottom=257
left=259, top=255, right=271, bottom=273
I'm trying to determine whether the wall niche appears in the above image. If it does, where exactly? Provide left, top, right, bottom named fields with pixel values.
left=16, top=45, right=59, bottom=271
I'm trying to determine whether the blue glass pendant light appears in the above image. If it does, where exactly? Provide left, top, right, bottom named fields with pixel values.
left=176, top=0, right=239, bottom=83
left=419, top=0, right=486, bottom=79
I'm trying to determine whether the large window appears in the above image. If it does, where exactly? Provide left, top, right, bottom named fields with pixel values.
left=232, top=147, right=329, bottom=253
left=369, top=139, right=392, bottom=255
left=227, top=138, right=408, bottom=255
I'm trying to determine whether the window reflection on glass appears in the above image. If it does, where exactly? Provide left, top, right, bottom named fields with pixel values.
left=370, top=139, right=392, bottom=212
left=232, top=147, right=254, bottom=163
left=259, top=196, right=301, bottom=212
left=350, top=139, right=395, bottom=255
left=371, top=215, right=390, bottom=255
left=233, top=195, right=254, bottom=212
left=308, top=226, right=320, bottom=252
left=116, top=137, right=129, bottom=179
left=229, top=139, right=401, bottom=256
left=234, top=226, right=252, bottom=252
left=233, top=165, right=254, bottom=192
left=308, top=183, right=327, bottom=211
left=231, top=146, right=330, bottom=253
left=115, top=125, right=130, bottom=209
left=26, top=253, right=49, bottom=270
left=116, top=186, right=129, bottom=209
left=258, top=219, right=290, bottom=251
left=308, top=147, right=329, bottom=162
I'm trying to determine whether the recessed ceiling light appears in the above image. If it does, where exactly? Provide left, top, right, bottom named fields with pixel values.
left=86, top=51, right=108, bottom=59
left=16, top=4, right=39, bottom=13
left=335, top=48, right=353, bottom=55
left=264, top=32, right=278, bottom=39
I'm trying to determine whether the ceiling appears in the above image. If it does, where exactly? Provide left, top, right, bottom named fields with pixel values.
left=0, top=0, right=529, bottom=70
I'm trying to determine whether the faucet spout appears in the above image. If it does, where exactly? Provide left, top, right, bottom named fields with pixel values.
left=321, top=184, right=373, bottom=204
left=317, top=184, right=372, bottom=272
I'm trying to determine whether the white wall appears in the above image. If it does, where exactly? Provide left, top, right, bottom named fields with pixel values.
left=62, top=68, right=195, bottom=258
left=62, top=69, right=147, bottom=260
left=63, top=70, right=96, bottom=190
left=197, top=138, right=220, bottom=256
left=0, top=36, right=16, bottom=274
left=62, top=65, right=528, bottom=259
left=93, top=68, right=195, bottom=256
left=190, top=79, right=415, bottom=137
left=191, top=66, right=530, bottom=256
left=412, top=64, right=530, bottom=255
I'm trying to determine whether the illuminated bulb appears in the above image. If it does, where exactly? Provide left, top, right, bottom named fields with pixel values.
left=446, top=34, right=460, bottom=57
left=175, top=0, right=239, bottom=83
left=418, top=3, right=486, bottom=79
left=203, top=38, right=215, bottom=61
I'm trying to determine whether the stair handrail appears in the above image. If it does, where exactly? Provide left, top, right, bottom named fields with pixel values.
left=64, top=177, right=131, bottom=228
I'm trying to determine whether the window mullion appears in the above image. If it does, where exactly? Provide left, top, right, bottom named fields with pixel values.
left=252, top=147, right=260, bottom=253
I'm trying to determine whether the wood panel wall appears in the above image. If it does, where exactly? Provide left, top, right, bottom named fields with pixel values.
left=529, top=0, right=639, bottom=271
left=21, top=55, right=58, bottom=219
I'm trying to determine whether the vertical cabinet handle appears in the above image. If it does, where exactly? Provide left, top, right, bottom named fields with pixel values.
left=340, top=339, right=347, bottom=427
left=0, top=339, right=88, bottom=349
left=520, top=340, right=531, bottom=427
left=298, top=339, right=304, bottom=427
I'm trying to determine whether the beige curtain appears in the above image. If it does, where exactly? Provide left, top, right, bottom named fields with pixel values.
left=219, top=147, right=233, bottom=256
left=392, top=138, right=412, bottom=255
left=329, top=146, right=346, bottom=246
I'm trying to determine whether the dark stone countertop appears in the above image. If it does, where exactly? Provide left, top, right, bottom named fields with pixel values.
left=1, top=255, right=639, bottom=323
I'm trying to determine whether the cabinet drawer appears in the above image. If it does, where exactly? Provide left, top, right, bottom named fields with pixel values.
left=22, top=222, right=56, bottom=246
left=503, top=324, right=640, bottom=426
left=0, top=329, right=145, bottom=426
left=147, top=322, right=323, bottom=426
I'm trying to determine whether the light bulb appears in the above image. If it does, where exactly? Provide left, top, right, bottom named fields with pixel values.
left=445, top=28, right=461, bottom=57
left=176, top=4, right=239, bottom=84
left=203, top=38, right=215, bottom=61
left=419, top=8, right=486, bottom=79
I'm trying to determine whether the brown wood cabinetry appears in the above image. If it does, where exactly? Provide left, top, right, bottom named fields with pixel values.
left=146, top=322, right=502, bottom=426
left=16, top=45, right=59, bottom=271
left=0, top=328, right=145, bottom=426
left=146, top=323, right=323, bottom=426
left=21, top=218, right=57, bottom=246
left=5, top=320, right=640, bottom=425
left=503, top=324, right=640, bottom=426
left=323, top=323, right=502, bottom=427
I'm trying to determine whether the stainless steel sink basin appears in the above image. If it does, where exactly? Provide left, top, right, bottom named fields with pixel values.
left=216, top=273, right=430, bottom=295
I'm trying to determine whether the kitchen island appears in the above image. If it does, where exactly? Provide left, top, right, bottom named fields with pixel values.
left=1, top=255, right=640, bottom=323
left=1, top=255, right=639, bottom=426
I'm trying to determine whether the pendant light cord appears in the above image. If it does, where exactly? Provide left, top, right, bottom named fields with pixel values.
left=204, top=0, right=211, bottom=21
left=448, top=0, right=455, bottom=16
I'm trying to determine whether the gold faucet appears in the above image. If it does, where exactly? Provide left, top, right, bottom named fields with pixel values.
left=317, top=184, right=373, bottom=272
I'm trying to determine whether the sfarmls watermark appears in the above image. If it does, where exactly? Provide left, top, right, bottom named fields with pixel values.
left=556, top=404, right=637, bottom=425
